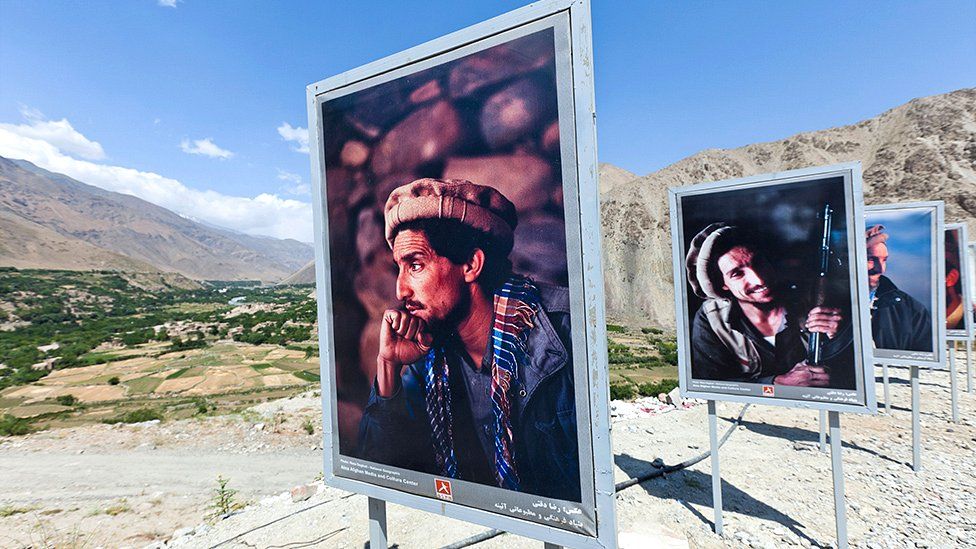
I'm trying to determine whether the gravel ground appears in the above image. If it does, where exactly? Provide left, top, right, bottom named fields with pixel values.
left=1, top=365, right=974, bottom=548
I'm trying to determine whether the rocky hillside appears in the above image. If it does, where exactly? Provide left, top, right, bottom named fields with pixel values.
left=600, top=87, right=976, bottom=328
left=279, top=260, right=315, bottom=286
left=0, top=157, right=314, bottom=282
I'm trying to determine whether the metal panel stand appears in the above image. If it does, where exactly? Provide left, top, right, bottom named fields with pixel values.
left=818, top=410, right=827, bottom=453
left=828, top=411, right=848, bottom=549
left=707, top=400, right=723, bottom=536
left=881, top=363, right=891, bottom=413
left=911, top=366, right=921, bottom=472
left=949, top=344, right=959, bottom=423
left=368, top=497, right=388, bottom=549
left=967, top=339, right=973, bottom=394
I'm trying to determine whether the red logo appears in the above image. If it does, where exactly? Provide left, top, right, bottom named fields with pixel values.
left=762, top=385, right=775, bottom=396
left=434, top=479, right=453, bottom=501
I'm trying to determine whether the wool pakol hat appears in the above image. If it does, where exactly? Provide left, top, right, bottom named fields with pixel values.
left=866, top=224, right=888, bottom=247
left=686, top=223, right=739, bottom=299
left=384, top=178, right=518, bottom=250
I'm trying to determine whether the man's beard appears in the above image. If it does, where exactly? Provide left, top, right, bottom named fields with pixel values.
left=420, top=289, right=472, bottom=341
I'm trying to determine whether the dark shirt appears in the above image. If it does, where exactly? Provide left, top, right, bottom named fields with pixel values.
left=691, top=297, right=855, bottom=389
left=357, top=282, right=582, bottom=502
left=455, top=342, right=500, bottom=476
left=870, top=276, right=933, bottom=352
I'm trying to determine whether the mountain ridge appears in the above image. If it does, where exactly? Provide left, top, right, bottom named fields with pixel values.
left=600, top=87, right=976, bottom=327
left=0, top=157, right=314, bottom=281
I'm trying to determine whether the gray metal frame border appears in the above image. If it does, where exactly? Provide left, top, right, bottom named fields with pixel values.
left=305, top=1, right=617, bottom=547
left=946, top=223, right=973, bottom=341
left=865, top=201, right=947, bottom=369
left=667, top=162, right=878, bottom=414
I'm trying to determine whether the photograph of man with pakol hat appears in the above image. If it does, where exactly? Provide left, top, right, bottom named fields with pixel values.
left=356, top=178, right=579, bottom=502
left=685, top=223, right=853, bottom=388
left=311, top=20, right=594, bottom=511
left=673, top=171, right=867, bottom=401
left=865, top=216, right=936, bottom=352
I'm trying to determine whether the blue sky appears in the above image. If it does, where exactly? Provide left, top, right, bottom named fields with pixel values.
left=1, top=1, right=973, bottom=241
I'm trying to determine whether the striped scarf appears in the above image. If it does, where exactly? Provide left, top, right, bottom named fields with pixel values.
left=422, top=276, right=540, bottom=490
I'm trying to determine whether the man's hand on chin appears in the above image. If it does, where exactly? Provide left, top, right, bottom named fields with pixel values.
left=774, top=361, right=830, bottom=387
left=376, top=309, right=434, bottom=397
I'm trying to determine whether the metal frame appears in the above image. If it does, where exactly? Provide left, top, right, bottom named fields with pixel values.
left=668, top=162, right=877, bottom=414
left=946, top=223, right=973, bottom=341
left=864, top=202, right=947, bottom=369
left=306, top=1, right=617, bottom=547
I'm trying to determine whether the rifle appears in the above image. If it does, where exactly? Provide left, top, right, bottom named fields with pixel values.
left=807, top=203, right=833, bottom=366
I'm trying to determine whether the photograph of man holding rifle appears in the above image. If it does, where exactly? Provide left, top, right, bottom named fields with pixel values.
left=686, top=203, right=856, bottom=389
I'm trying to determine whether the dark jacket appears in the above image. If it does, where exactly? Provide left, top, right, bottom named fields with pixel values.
left=691, top=297, right=855, bottom=389
left=357, top=283, right=581, bottom=502
left=870, top=275, right=932, bottom=352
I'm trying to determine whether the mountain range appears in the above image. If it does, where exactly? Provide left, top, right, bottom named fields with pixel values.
left=0, top=157, right=313, bottom=282
left=2, top=88, right=972, bottom=313
left=600, top=87, right=976, bottom=327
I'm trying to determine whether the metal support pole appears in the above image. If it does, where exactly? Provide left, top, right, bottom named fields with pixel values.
left=818, top=409, right=827, bottom=453
left=707, top=400, right=723, bottom=536
left=881, top=363, right=891, bottom=413
left=949, top=344, right=959, bottom=423
left=368, top=497, right=388, bottom=549
left=911, top=365, right=921, bottom=472
left=967, top=339, right=973, bottom=394
left=828, top=411, right=848, bottom=549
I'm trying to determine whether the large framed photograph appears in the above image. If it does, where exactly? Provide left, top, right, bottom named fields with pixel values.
left=945, top=223, right=973, bottom=341
left=864, top=202, right=946, bottom=368
left=306, top=1, right=616, bottom=546
left=669, top=163, right=876, bottom=413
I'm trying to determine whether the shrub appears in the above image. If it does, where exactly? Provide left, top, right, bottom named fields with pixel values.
left=107, top=376, right=121, bottom=386
left=606, top=324, right=626, bottom=333
left=641, top=327, right=663, bottom=335
left=55, top=394, right=78, bottom=406
left=103, top=408, right=162, bottom=424
left=0, top=414, right=31, bottom=436
left=302, top=417, right=315, bottom=435
left=609, top=383, right=635, bottom=401
left=638, top=379, right=680, bottom=397
left=206, top=475, right=243, bottom=522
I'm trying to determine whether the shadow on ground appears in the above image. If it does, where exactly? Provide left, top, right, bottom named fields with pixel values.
left=615, top=453, right=831, bottom=548
left=732, top=418, right=910, bottom=468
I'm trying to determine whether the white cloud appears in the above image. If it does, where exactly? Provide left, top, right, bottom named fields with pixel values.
left=277, top=122, right=309, bottom=154
left=0, top=125, right=312, bottom=242
left=158, top=0, right=179, bottom=8
left=0, top=116, right=106, bottom=161
left=277, top=170, right=310, bottom=196
left=276, top=169, right=302, bottom=184
left=180, top=137, right=234, bottom=159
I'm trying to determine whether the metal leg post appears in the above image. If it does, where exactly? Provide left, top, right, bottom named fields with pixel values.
left=368, top=497, right=388, bottom=549
left=911, top=366, right=921, bottom=472
left=819, top=409, right=827, bottom=453
left=707, top=400, right=723, bottom=536
left=828, top=411, right=848, bottom=549
left=881, top=363, right=891, bottom=413
left=950, top=344, right=959, bottom=423
left=967, top=339, right=973, bottom=394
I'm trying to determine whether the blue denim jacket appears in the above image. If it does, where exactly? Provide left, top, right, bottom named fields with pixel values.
left=357, top=283, right=581, bottom=502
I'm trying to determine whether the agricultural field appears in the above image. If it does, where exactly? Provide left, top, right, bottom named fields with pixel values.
left=0, top=268, right=320, bottom=432
left=605, top=324, right=679, bottom=400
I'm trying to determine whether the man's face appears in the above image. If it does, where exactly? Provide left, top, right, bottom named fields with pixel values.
left=866, top=241, right=889, bottom=290
left=392, top=229, right=468, bottom=327
left=717, top=245, right=775, bottom=304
